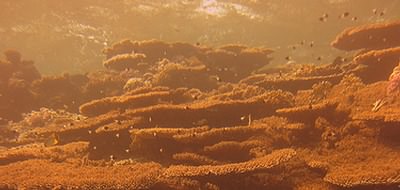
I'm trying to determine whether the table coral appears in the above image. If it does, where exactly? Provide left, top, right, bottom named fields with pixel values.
left=331, top=20, right=400, bottom=51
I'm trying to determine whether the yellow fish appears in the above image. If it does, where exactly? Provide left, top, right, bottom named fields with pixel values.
left=44, top=133, right=60, bottom=147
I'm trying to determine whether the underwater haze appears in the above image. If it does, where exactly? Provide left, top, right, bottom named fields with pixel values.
left=1, top=0, right=400, bottom=189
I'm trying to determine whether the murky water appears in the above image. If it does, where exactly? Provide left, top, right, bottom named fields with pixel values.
left=0, top=1, right=400, bottom=189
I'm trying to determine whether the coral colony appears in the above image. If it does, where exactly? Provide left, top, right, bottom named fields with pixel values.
left=1, top=4, right=400, bottom=190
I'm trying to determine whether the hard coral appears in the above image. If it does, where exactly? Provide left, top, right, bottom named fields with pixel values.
left=163, top=148, right=296, bottom=177
left=0, top=50, right=41, bottom=121
left=331, top=20, right=400, bottom=51
left=353, top=47, right=400, bottom=83
left=387, top=62, right=400, bottom=95
left=152, top=62, right=217, bottom=91
left=103, top=53, right=147, bottom=71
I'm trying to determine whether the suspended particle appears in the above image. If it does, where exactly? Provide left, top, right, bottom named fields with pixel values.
left=285, top=56, right=291, bottom=61
left=240, top=116, right=246, bottom=121
left=159, top=148, right=163, bottom=153
left=380, top=11, right=385, bottom=16
left=211, top=75, right=221, bottom=82
left=372, top=8, right=378, bottom=15
left=149, top=117, right=152, bottom=123
left=88, top=130, right=92, bottom=134
left=153, top=132, right=157, bottom=137
left=115, top=133, right=120, bottom=138
left=317, top=56, right=322, bottom=61
left=125, top=149, right=130, bottom=153
left=352, top=16, right=358, bottom=21
left=309, top=41, right=314, bottom=47
left=93, top=146, right=97, bottom=150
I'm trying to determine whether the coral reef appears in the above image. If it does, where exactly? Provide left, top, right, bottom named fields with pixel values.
left=102, top=39, right=273, bottom=84
left=331, top=20, right=400, bottom=85
left=0, top=159, right=163, bottom=190
left=2, top=24, right=400, bottom=189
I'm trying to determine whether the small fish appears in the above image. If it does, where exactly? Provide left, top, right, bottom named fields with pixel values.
left=319, top=13, right=328, bottom=22
left=44, top=133, right=60, bottom=147
left=341, top=12, right=350, bottom=18
left=372, top=8, right=378, bottom=15
left=372, top=99, right=386, bottom=112
left=210, top=75, right=222, bottom=82
left=351, top=16, right=358, bottom=21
